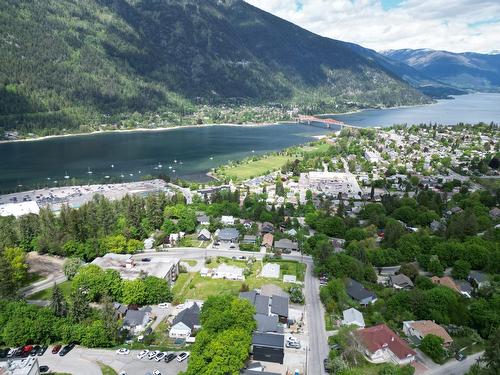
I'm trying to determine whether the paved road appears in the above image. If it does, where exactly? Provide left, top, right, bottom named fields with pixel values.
left=304, top=260, right=329, bottom=375
left=21, top=274, right=67, bottom=298
left=425, top=352, right=483, bottom=375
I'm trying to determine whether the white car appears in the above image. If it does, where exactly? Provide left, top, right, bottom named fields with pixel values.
left=137, top=349, right=149, bottom=359
left=153, top=371, right=162, bottom=375
left=116, top=348, right=130, bottom=355
left=177, top=352, right=190, bottom=362
left=148, top=350, right=160, bottom=360
left=155, top=352, right=167, bottom=362
left=287, top=336, right=300, bottom=344
left=119, top=372, right=127, bottom=375
left=158, top=302, right=169, bottom=308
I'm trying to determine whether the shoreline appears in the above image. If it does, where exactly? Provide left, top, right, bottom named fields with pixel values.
left=0, top=120, right=293, bottom=145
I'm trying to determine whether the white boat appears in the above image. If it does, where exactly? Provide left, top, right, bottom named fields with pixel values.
left=87, top=167, right=93, bottom=174
left=64, top=171, right=70, bottom=179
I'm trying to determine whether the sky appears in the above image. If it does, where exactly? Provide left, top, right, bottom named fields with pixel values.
left=245, top=0, right=500, bottom=53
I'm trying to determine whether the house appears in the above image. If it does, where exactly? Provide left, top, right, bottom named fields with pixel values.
left=468, top=271, right=490, bottom=289
left=270, top=295, right=289, bottom=324
left=261, top=222, right=275, bottom=234
left=274, top=238, right=299, bottom=253
left=242, top=235, right=258, bottom=245
left=197, top=228, right=211, bottom=241
left=430, top=220, right=443, bottom=233
left=217, top=228, right=240, bottom=243
left=122, top=306, right=152, bottom=334
left=213, top=263, right=244, bottom=280
left=255, top=314, right=283, bottom=334
left=114, top=303, right=128, bottom=319
left=261, top=263, right=280, bottom=279
left=489, top=207, right=500, bottom=220
left=255, top=295, right=271, bottom=315
left=345, top=278, right=377, bottom=305
left=261, top=233, right=274, bottom=249
left=389, top=274, right=414, bottom=290
left=342, top=308, right=365, bottom=328
left=403, top=320, right=453, bottom=347
left=332, top=238, right=346, bottom=252
left=169, top=303, right=201, bottom=339
left=221, top=215, right=235, bottom=226
left=455, top=280, right=473, bottom=298
left=197, top=214, right=210, bottom=226
left=252, top=333, right=285, bottom=364
left=354, top=324, right=416, bottom=365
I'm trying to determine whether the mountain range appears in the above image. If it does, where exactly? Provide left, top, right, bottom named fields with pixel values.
left=0, top=0, right=497, bottom=134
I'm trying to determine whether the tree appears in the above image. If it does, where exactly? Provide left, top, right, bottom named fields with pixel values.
left=3, top=247, right=28, bottom=286
left=101, top=294, right=119, bottom=345
left=51, top=283, right=67, bottom=317
left=288, top=286, right=304, bottom=304
left=69, top=288, right=90, bottom=323
left=63, top=258, right=83, bottom=280
left=452, top=260, right=471, bottom=280
left=428, top=257, right=444, bottom=277
left=121, top=279, right=147, bottom=305
left=143, top=276, right=172, bottom=304
left=384, top=219, right=405, bottom=248
left=481, top=327, right=500, bottom=373
left=0, top=254, right=17, bottom=299
left=420, top=334, right=446, bottom=363
left=400, top=263, right=419, bottom=281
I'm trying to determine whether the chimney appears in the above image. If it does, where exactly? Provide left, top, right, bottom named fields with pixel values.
left=391, top=336, right=395, bottom=342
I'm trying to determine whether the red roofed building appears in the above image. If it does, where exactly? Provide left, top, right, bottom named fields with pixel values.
left=354, top=324, right=416, bottom=365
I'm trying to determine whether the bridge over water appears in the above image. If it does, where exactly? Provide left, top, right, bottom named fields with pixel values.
left=297, top=115, right=362, bottom=130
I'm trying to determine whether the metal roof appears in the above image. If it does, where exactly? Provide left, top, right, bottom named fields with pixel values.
left=252, top=332, right=284, bottom=348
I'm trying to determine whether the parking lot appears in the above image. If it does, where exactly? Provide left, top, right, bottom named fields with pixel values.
left=37, top=347, right=188, bottom=375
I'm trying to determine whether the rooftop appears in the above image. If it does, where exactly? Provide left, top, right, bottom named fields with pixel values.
left=252, top=332, right=284, bottom=348
left=405, top=320, right=453, bottom=344
left=355, top=324, right=415, bottom=360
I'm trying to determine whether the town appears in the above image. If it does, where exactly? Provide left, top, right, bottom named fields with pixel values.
left=0, top=123, right=498, bottom=375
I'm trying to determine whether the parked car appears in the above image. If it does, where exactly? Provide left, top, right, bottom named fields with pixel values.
left=177, top=352, right=189, bottom=362
left=0, top=348, right=8, bottom=358
left=456, top=352, right=466, bottom=361
left=137, top=349, right=149, bottom=359
left=59, top=342, right=75, bottom=357
left=7, top=348, right=17, bottom=357
left=164, top=353, right=177, bottom=363
left=158, top=303, right=169, bottom=308
left=39, top=365, right=49, bottom=373
left=31, top=345, right=40, bottom=356
left=22, top=345, right=33, bottom=357
left=286, top=341, right=301, bottom=349
left=153, top=371, right=162, bottom=375
left=116, top=348, right=130, bottom=355
left=324, top=358, right=331, bottom=371
left=37, top=345, right=48, bottom=356
left=51, top=345, right=62, bottom=354
left=155, top=352, right=167, bottom=362
left=148, top=350, right=160, bottom=360
left=142, top=258, right=151, bottom=262
left=286, top=336, right=299, bottom=344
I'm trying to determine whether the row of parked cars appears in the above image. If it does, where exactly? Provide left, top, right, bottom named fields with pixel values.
left=116, top=348, right=189, bottom=363
left=0, top=342, right=76, bottom=360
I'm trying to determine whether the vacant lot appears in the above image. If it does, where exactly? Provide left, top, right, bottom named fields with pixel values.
left=265, top=259, right=305, bottom=281
left=219, top=154, right=291, bottom=181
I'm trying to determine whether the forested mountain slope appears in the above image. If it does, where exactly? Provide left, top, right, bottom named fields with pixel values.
left=0, top=0, right=428, bottom=134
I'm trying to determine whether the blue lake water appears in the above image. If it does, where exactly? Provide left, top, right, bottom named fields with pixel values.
left=0, top=93, right=498, bottom=192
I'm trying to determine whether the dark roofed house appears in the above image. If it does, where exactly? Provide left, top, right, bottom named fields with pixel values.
left=455, top=280, right=473, bottom=298
left=197, top=214, right=210, bottom=226
left=217, top=228, right=240, bottom=243
left=255, top=295, right=270, bottom=315
left=270, top=295, right=289, bottom=324
left=389, top=274, right=414, bottom=290
left=468, top=271, right=490, bottom=289
left=489, top=207, right=500, bottom=220
left=261, top=222, right=275, bottom=234
left=254, top=314, right=282, bottom=333
left=114, top=302, right=128, bottom=319
left=239, top=290, right=258, bottom=305
left=345, top=278, right=377, bottom=306
left=123, top=306, right=152, bottom=334
left=173, top=302, right=201, bottom=331
left=252, top=333, right=284, bottom=364
left=274, top=238, right=299, bottom=253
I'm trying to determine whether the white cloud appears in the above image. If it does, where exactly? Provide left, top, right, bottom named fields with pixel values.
left=245, top=0, right=500, bottom=53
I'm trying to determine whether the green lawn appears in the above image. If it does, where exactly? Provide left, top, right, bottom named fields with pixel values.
left=182, top=259, right=198, bottom=267
left=28, top=280, right=73, bottom=301
left=97, top=362, right=117, bottom=375
left=264, top=259, right=305, bottom=281
left=325, top=313, right=336, bottom=331
left=21, top=272, right=45, bottom=287
left=219, top=155, right=292, bottom=181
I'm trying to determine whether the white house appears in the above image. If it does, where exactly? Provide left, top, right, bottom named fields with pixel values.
left=261, top=263, right=280, bottom=279
left=342, top=308, right=365, bottom=328
left=221, top=215, right=235, bottom=226
left=213, top=263, right=244, bottom=280
left=169, top=321, right=192, bottom=339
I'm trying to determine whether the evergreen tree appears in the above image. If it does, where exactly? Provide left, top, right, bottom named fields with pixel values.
left=101, top=294, right=119, bottom=344
left=51, top=283, right=67, bottom=317
left=0, top=254, right=17, bottom=299
left=69, top=287, right=91, bottom=323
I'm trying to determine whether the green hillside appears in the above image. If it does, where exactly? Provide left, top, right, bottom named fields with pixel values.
left=0, top=0, right=429, bottom=135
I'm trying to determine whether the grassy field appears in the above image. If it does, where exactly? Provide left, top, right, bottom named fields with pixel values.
left=97, top=362, right=117, bottom=375
left=477, top=177, right=500, bottom=190
left=28, top=280, right=72, bottom=301
left=219, top=154, right=292, bottom=181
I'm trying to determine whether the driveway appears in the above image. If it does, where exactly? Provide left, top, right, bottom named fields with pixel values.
left=38, top=347, right=188, bottom=375
left=425, top=352, right=483, bottom=375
